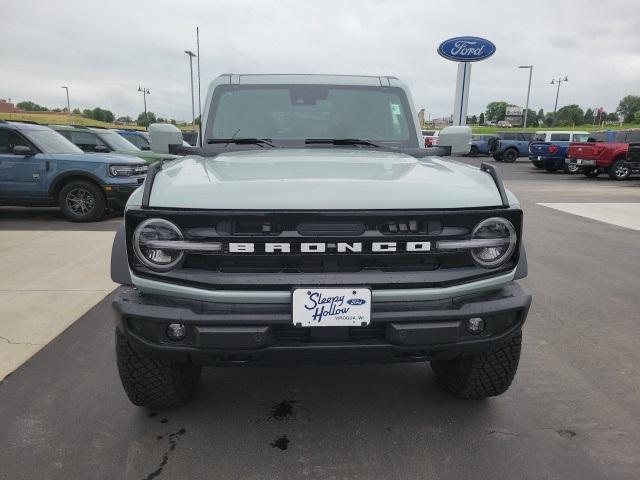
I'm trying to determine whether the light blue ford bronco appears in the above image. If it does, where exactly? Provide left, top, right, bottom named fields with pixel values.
left=110, top=74, right=531, bottom=407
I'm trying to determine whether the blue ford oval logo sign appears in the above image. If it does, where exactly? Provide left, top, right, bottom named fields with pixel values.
left=437, top=36, right=496, bottom=62
left=347, top=298, right=367, bottom=306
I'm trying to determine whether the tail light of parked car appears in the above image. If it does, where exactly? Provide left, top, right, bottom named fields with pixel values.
left=548, top=145, right=559, bottom=154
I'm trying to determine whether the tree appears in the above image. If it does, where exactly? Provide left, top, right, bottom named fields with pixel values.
left=617, top=95, right=640, bottom=123
left=72, top=108, right=81, bottom=115
left=523, top=109, right=537, bottom=126
left=537, top=108, right=544, bottom=120
left=16, top=101, right=48, bottom=111
left=583, top=108, right=594, bottom=125
left=194, top=115, right=201, bottom=125
left=635, top=111, right=640, bottom=124
left=82, top=109, right=92, bottom=118
left=469, top=115, right=478, bottom=124
left=485, top=101, right=508, bottom=122
left=543, top=113, right=555, bottom=127
left=555, top=104, right=584, bottom=126
left=137, top=111, right=157, bottom=127
left=479, top=112, right=485, bottom=125
left=90, top=107, right=114, bottom=123
left=606, top=112, right=619, bottom=122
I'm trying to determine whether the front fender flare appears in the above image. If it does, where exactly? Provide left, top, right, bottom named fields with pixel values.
left=48, top=170, right=105, bottom=196
left=111, top=223, right=132, bottom=285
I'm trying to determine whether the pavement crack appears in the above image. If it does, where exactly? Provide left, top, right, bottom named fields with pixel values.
left=0, top=335, right=42, bottom=346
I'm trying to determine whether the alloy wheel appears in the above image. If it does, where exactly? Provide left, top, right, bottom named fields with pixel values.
left=66, top=188, right=96, bottom=215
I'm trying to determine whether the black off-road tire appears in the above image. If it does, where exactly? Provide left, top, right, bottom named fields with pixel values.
left=492, top=154, right=503, bottom=162
left=503, top=148, right=518, bottom=163
left=430, top=332, right=522, bottom=399
left=469, top=146, right=479, bottom=157
left=58, top=180, right=106, bottom=222
left=583, top=167, right=600, bottom=178
left=564, top=162, right=580, bottom=174
left=116, top=331, right=201, bottom=408
left=608, top=158, right=630, bottom=181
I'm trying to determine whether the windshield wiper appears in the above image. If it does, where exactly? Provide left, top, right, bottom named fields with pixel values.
left=207, top=138, right=277, bottom=147
left=304, top=138, right=382, bottom=148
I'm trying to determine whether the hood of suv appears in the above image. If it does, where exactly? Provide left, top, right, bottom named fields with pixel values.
left=49, top=152, right=146, bottom=165
left=113, top=149, right=177, bottom=163
left=145, top=149, right=504, bottom=209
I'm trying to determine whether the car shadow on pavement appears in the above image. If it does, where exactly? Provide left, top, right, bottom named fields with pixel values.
left=0, top=206, right=122, bottom=231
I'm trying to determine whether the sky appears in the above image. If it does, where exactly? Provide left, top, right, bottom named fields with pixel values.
left=2, top=0, right=639, bottom=122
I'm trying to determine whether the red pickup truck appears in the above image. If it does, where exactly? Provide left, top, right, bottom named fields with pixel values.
left=566, top=129, right=640, bottom=180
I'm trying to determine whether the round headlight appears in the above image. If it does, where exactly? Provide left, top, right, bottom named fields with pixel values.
left=133, top=218, right=185, bottom=271
left=470, top=217, right=517, bottom=268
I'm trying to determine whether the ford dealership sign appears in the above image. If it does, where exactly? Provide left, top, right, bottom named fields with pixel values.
left=438, top=36, right=496, bottom=62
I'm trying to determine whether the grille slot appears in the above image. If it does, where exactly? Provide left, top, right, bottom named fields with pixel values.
left=274, top=325, right=386, bottom=345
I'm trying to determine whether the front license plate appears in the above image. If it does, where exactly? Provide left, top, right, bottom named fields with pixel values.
left=292, top=288, right=371, bottom=327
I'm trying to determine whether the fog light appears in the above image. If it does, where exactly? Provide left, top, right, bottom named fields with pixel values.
left=467, top=317, right=485, bottom=335
left=166, top=323, right=187, bottom=341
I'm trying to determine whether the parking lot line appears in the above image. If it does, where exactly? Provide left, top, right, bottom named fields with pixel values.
left=537, top=203, right=640, bottom=231
left=0, top=230, right=116, bottom=380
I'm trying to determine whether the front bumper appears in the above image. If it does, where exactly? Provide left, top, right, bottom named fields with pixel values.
left=624, top=160, right=640, bottom=170
left=113, top=283, right=531, bottom=365
left=104, top=183, right=141, bottom=210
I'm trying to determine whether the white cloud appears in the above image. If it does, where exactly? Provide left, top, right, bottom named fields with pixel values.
left=2, top=0, right=639, bottom=120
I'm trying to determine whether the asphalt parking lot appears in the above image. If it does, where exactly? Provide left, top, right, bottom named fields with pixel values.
left=1, top=157, right=640, bottom=480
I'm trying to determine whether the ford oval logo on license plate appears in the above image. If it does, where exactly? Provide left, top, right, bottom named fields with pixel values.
left=347, top=298, right=367, bottom=306
left=438, top=36, right=496, bottom=62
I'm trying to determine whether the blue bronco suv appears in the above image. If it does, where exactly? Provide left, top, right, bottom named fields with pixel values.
left=0, top=121, right=147, bottom=222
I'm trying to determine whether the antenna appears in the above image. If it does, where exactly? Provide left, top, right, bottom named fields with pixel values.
left=196, top=26, right=203, bottom=147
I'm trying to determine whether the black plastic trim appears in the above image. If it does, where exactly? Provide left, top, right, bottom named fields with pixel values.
left=480, top=162, right=509, bottom=207
left=141, top=160, right=163, bottom=208
left=111, top=223, right=132, bottom=285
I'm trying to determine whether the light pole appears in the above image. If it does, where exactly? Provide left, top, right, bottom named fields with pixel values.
left=550, top=76, right=568, bottom=114
left=184, top=50, right=197, bottom=128
left=61, top=86, right=71, bottom=124
left=518, top=65, right=533, bottom=128
left=137, top=86, right=151, bottom=128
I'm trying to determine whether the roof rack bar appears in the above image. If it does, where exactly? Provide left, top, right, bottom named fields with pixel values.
left=480, top=162, right=510, bottom=207
left=141, top=160, right=164, bottom=208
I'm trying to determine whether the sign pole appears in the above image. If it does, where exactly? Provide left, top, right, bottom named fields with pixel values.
left=452, top=62, right=471, bottom=126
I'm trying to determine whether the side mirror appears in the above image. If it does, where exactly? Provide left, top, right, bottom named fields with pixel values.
left=140, top=145, right=151, bottom=151
left=438, top=126, right=472, bottom=155
left=12, top=145, right=34, bottom=156
left=149, top=123, right=183, bottom=154
left=94, top=144, right=109, bottom=153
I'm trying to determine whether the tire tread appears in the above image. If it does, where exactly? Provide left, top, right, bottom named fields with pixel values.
left=431, top=333, right=522, bottom=399
left=116, top=331, right=201, bottom=408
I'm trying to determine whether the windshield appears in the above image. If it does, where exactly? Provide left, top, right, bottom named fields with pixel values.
left=100, top=131, right=141, bottom=152
left=26, top=129, right=83, bottom=154
left=205, top=84, right=418, bottom=148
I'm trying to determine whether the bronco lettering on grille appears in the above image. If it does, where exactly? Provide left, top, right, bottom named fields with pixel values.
left=227, top=242, right=431, bottom=254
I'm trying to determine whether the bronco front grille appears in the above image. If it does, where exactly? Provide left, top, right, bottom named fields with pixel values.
left=126, top=208, right=522, bottom=289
